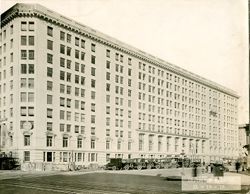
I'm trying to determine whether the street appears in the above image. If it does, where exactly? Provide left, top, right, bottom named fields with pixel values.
left=0, top=169, right=250, bottom=194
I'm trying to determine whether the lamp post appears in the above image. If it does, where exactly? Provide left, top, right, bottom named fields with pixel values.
left=181, top=149, right=185, bottom=175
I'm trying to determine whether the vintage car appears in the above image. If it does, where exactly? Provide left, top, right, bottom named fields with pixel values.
left=105, top=158, right=129, bottom=170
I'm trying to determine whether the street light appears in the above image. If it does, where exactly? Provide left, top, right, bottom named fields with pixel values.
left=181, top=149, right=185, bottom=175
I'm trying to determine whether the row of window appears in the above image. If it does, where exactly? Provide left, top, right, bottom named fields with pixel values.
left=21, top=50, right=35, bottom=60
left=21, top=36, right=34, bottom=46
left=0, top=25, right=13, bottom=41
left=0, top=39, right=14, bottom=54
left=21, top=21, right=35, bottom=31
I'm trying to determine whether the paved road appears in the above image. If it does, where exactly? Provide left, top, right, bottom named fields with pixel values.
left=0, top=170, right=249, bottom=194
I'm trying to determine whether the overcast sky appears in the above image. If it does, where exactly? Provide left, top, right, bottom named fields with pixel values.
left=1, top=0, right=249, bottom=123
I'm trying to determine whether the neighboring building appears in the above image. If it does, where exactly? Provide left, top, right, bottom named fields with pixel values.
left=239, top=124, right=248, bottom=152
left=239, top=124, right=250, bottom=169
left=0, top=3, right=239, bottom=170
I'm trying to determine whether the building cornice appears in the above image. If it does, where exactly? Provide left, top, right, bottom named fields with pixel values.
left=1, top=3, right=239, bottom=98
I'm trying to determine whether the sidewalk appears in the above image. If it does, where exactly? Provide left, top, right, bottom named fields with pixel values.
left=1, top=168, right=249, bottom=186
left=0, top=169, right=102, bottom=180
left=224, top=172, right=250, bottom=186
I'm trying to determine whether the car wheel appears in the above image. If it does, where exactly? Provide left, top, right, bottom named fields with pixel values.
left=137, top=165, right=142, bottom=170
left=147, top=164, right=151, bottom=169
left=156, top=164, right=161, bottom=169
left=124, top=165, right=129, bottom=170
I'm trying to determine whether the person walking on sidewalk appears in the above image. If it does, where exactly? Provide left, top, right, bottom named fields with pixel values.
left=235, top=161, right=240, bottom=173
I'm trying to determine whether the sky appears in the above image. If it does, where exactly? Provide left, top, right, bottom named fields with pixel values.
left=1, top=0, right=249, bottom=123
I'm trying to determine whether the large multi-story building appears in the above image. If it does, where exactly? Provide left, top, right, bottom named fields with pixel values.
left=0, top=3, right=239, bottom=170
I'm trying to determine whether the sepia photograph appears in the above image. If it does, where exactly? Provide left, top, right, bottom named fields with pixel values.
left=0, top=0, right=249, bottom=193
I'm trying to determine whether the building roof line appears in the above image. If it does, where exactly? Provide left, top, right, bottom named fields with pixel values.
left=1, top=3, right=239, bottom=98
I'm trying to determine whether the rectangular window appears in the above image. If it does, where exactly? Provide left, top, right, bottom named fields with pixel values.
left=28, top=50, right=34, bottom=60
left=47, top=108, right=52, bottom=118
left=60, top=44, right=65, bottom=54
left=66, top=125, right=71, bottom=132
left=106, top=140, right=110, bottom=150
left=66, top=86, right=71, bottom=94
left=75, top=62, right=79, bottom=71
left=21, top=50, right=27, bottom=60
left=21, top=21, right=27, bottom=31
left=60, top=58, right=65, bottom=67
left=75, top=37, right=79, bottom=46
left=47, top=67, right=53, bottom=77
left=20, top=78, right=26, bottom=88
left=91, top=43, right=95, bottom=52
left=47, top=95, right=52, bottom=104
left=47, top=40, right=53, bottom=50
left=60, top=110, right=65, bottom=120
left=77, top=138, right=82, bottom=148
left=67, top=47, right=71, bottom=56
left=91, top=139, right=95, bottom=149
left=81, top=101, right=85, bottom=110
left=28, top=64, right=34, bottom=74
left=47, top=122, right=52, bottom=131
left=91, top=103, right=95, bottom=112
left=60, top=124, right=65, bottom=132
left=67, top=34, right=71, bottom=43
left=47, top=81, right=53, bottom=91
left=21, top=36, right=27, bottom=45
left=106, top=61, right=110, bottom=69
left=91, top=55, right=95, bottom=64
left=29, top=36, right=34, bottom=46
left=60, top=71, right=65, bottom=80
left=28, top=78, right=34, bottom=88
left=28, top=21, right=34, bottom=31
left=24, top=151, right=30, bottom=162
left=20, top=92, right=26, bottom=102
left=81, top=52, right=85, bottom=60
left=75, top=49, right=79, bottom=59
left=47, top=26, right=53, bottom=36
left=81, top=39, right=85, bottom=48
left=28, top=92, right=34, bottom=102
left=28, top=107, right=34, bottom=116
left=91, top=67, right=95, bottom=76
left=106, top=49, right=110, bottom=58
left=47, top=136, right=52, bottom=147
left=91, top=79, right=95, bottom=88
left=24, top=135, right=30, bottom=146
left=63, top=152, right=67, bottom=162
left=60, top=31, right=65, bottom=41
left=21, top=64, right=27, bottom=74
left=47, top=53, right=53, bottom=64
left=20, top=107, right=27, bottom=116
left=63, top=137, right=68, bottom=147
left=67, top=60, right=71, bottom=69
left=91, top=115, right=95, bottom=124
left=75, top=125, right=79, bottom=133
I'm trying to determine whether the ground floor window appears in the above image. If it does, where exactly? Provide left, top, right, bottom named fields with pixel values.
left=24, top=151, right=30, bottom=162
left=63, top=152, right=68, bottom=162
left=91, top=153, right=95, bottom=162
left=47, top=152, right=52, bottom=162
left=77, top=153, right=82, bottom=162
left=106, top=153, right=110, bottom=162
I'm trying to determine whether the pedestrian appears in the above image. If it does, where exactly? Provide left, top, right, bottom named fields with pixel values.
left=207, top=164, right=211, bottom=173
left=235, top=161, right=240, bottom=173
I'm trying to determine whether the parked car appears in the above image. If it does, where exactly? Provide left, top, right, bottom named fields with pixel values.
left=0, top=155, right=20, bottom=170
left=130, top=158, right=147, bottom=170
left=105, top=158, right=128, bottom=170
